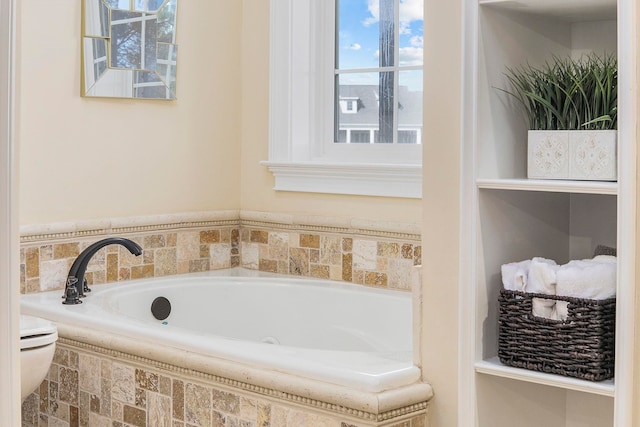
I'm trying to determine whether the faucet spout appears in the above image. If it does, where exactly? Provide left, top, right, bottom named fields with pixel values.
left=62, top=237, right=143, bottom=304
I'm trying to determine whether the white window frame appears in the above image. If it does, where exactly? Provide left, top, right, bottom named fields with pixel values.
left=261, top=0, right=422, bottom=199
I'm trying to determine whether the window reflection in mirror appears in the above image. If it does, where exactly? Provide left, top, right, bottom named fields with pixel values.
left=82, top=0, right=178, bottom=100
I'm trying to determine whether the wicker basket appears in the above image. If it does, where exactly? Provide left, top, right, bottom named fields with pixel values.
left=498, top=289, right=615, bottom=381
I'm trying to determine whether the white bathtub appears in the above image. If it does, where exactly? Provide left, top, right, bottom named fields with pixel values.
left=20, top=268, right=420, bottom=394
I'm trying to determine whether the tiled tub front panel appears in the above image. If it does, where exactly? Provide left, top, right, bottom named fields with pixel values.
left=21, top=340, right=428, bottom=427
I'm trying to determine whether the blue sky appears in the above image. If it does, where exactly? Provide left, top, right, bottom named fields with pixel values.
left=337, top=0, right=423, bottom=90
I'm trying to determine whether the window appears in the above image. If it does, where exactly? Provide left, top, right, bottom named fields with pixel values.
left=335, top=0, right=423, bottom=146
left=263, top=0, right=423, bottom=198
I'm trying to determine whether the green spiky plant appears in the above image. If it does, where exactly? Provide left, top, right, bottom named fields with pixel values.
left=500, top=54, right=617, bottom=131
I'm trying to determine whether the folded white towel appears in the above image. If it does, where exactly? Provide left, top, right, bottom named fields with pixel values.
left=501, top=260, right=530, bottom=291
left=555, top=258, right=616, bottom=320
left=593, top=255, right=617, bottom=264
left=526, top=257, right=558, bottom=295
left=524, top=258, right=560, bottom=320
left=532, top=297, right=558, bottom=319
left=555, top=300, right=570, bottom=321
left=556, top=259, right=616, bottom=299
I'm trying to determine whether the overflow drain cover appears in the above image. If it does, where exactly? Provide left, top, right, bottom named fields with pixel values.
left=151, top=297, right=171, bottom=321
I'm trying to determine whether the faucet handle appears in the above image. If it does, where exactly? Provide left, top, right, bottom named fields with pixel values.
left=62, top=277, right=82, bottom=305
left=82, top=278, right=91, bottom=294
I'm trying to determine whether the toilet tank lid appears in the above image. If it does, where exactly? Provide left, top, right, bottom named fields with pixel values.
left=20, top=314, right=57, bottom=338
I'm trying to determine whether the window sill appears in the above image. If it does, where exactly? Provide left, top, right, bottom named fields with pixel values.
left=260, top=161, right=422, bottom=198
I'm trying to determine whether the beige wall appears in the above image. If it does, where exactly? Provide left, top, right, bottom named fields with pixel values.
left=19, top=0, right=421, bottom=227
left=239, top=0, right=422, bottom=225
left=18, top=0, right=242, bottom=225
left=421, top=0, right=462, bottom=426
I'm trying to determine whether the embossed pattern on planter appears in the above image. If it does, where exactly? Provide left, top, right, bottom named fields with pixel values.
left=527, top=130, right=569, bottom=179
left=570, top=130, right=617, bottom=180
left=527, top=130, right=617, bottom=180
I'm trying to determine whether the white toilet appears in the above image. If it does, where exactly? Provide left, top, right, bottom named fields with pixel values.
left=20, top=314, right=58, bottom=401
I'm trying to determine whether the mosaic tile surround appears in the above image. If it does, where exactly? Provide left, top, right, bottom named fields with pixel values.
left=19, top=211, right=427, bottom=427
left=22, top=339, right=428, bottom=427
left=20, top=211, right=421, bottom=294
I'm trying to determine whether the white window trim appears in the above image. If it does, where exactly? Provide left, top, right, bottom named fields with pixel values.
left=261, top=0, right=422, bottom=199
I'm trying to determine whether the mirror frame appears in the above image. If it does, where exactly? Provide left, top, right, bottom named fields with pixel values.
left=81, top=0, right=178, bottom=100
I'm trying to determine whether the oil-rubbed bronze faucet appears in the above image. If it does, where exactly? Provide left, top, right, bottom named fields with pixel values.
left=62, top=237, right=142, bottom=304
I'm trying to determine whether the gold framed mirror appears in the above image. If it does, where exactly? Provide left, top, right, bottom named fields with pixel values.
left=82, top=0, right=178, bottom=100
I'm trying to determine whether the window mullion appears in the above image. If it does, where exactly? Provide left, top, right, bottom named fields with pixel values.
left=336, top=64, right=423, bottom=73
left=391, top=0, right=400, bottom=145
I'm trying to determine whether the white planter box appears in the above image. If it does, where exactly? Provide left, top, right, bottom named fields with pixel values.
left=527, top=130, right=617, bottom=181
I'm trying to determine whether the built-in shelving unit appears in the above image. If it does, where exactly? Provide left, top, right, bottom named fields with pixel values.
left=462, top=0, right=636, bottom=425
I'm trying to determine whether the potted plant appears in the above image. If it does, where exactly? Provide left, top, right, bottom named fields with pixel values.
left=501, top=54, right=617, bottom=180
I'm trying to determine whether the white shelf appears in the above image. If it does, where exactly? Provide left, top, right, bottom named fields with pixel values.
left=475, top=357, right=615, bottom=397
left=479, top=0, right=616, bottom=22
left=476, top=178, right=618, bottom=195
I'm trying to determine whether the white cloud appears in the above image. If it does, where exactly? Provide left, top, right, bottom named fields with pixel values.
left=348, top=43, right=362, bottom=51
left=400, top=35, right=423, bottom=66
left=409, top=35, right=423, bottom=48
left=363, top=0, right=379, bottom=26
left=400, top=0, right=423, bottom=24
left=399, top=46, right=423, bottom=66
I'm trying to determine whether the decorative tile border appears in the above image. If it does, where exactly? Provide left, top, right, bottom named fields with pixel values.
left=21, top=339, right=429, bottom=427
left=19, top=211, right=241, bottom=243
left=20, top=211, right=421, bottom=293
left=238, top=211, right=421, bottom=240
